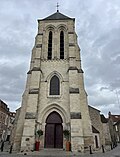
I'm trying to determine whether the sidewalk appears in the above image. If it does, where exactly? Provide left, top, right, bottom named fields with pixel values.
left=0, top=143, right=120, bottom=157
left=19, top=144, right=120, bottom=156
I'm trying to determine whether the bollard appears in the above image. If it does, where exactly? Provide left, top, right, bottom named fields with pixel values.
left=9, top=145, right=13, bottom=154
left=89, top=146, right=93, bottom=154
left=111, top=143, right=113, bottom=150
left=0, top=141, right=4, bottom=152
left=115, top=142, right=117, bottom=147
left=113, top=142, right=115, bottom=148
left=102, top=145, right=105, bottom=153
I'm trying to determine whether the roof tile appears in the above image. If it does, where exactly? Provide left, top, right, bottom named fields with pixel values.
left=42, top=11, right=73, bottom=20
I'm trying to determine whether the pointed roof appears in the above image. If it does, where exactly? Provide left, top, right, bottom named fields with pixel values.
left=100, top=114, right=108, bottom=123
left=88, top=105, right=100, bottom=112
left=109, top=114, right=120, bottom=123
left=42, top=11, right=74, bottom=21
left=92, top=126, right=99, bottom=133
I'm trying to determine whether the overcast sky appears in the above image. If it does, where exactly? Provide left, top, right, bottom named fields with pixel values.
left=0, top=0, right=120, bottom=117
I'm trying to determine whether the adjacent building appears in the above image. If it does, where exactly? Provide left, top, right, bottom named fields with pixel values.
left=0, top=99, right=15, bottom=142
left=0, top=100, right=9, bottom=141
left=88, top=106, right=102, bottom=149
left=114, top=121, right=120, bottom=143
left=7, top=112, right=16, bottom=142
left=108, top=112, right=120, bottom=144
left=88, top=105, right=111, bottom=149
left=100, top=114, right=111, bottom=145
left=10, top=107, right=21, bottom=144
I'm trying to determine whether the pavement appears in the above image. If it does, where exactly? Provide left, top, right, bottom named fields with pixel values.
left=0, top=142, right=120, bottom=157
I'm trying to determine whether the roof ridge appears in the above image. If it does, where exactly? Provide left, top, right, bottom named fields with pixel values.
left=41, top=11, right=74, bottom=21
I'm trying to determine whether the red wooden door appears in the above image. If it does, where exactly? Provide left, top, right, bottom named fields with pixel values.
left=55, top=124, right=63, bottom=148
left=45, top=112, right=63, bottom=148
left=45, top=124, right=55, bottom=148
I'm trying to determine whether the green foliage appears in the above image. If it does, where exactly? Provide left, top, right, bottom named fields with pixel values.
left=36, top=129, right=43, bottom=137
left=63, top=130, right=70, bottom=140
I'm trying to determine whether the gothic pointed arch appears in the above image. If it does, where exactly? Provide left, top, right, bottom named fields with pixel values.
left=45, top=25, right=56, bottom=32
left=57, top=24, right=67, bottom=32
left=46, top=111, right=63, bottom=123
left=46, top=71, right=63, bottom=82
left=57, top=25, right=68, bottom=59
left=46, top=71, right=64, bottom=97
left=40, top=103, right=69, bottom=124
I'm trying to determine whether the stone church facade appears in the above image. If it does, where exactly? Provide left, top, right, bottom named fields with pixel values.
left=13, top=10, right=94, bottom=152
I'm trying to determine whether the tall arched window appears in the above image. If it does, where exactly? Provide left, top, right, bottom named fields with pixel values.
left=48, top=31, right=52, bottom=59
left=50, top=75, right=60, bottom=95
left=60, top=31, right=64, bottom=59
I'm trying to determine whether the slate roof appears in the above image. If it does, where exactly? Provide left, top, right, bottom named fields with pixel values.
left=88, top=105, right=100, bottom=112
left=109, top=114, right=120, bottom=123
left=92, top=126, right=99, bottom=133
left=100, top=114, right=108, bottom=123
left=42, top=11, right=74, bottom=21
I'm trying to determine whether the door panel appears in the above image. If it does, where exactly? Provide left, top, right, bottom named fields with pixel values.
left=45, top=124, right=55, bottom=148
left=45, top=111, right=63, bottom=148
left=55, top=124, right=63, bottom=148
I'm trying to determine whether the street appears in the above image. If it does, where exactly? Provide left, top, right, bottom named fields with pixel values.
left=0, top=143, right=120, bottom=157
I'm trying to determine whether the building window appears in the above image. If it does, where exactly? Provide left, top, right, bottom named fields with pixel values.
left=48, top=31, right=52, bottom=59
left=50, top=75, right=60, bottom=95
left=60, top=31, right=64, bottom=59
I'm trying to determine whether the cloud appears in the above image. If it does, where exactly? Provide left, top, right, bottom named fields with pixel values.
left=0, top=61, right=27, bottom=109
left=0, top=0, right=120, bottom=116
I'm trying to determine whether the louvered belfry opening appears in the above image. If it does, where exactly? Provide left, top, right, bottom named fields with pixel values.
left=60, top=31, right=64, bottom=59
left=48, top=31, right=52, bottom=59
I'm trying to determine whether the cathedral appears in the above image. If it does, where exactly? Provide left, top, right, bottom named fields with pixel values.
left=13, top=9, right=94, bottom=152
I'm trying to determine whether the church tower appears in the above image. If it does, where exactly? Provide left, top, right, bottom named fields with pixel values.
left=13, top=10, right=93, bottom=152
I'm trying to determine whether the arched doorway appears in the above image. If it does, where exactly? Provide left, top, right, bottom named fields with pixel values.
left=45, top=111, right=63, bottom=148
